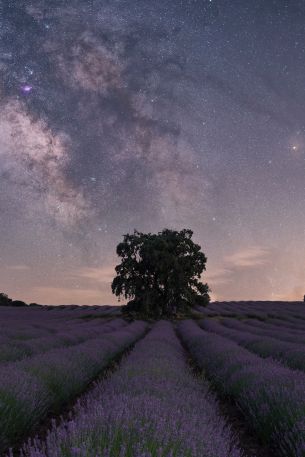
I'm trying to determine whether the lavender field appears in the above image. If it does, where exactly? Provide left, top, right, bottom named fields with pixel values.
left=2, top=302, right=305, bottom=456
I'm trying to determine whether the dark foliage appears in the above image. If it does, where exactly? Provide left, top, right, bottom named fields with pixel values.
left=111, top=228, right=210, bottom=318
left=0, top=293, right=13, bottom=306
left=11, top=300, right=27, bottom=307
left=0, top=293, right=28, bottom=306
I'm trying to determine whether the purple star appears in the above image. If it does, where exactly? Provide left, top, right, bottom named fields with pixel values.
left=20, top=85, right=33, bottom=94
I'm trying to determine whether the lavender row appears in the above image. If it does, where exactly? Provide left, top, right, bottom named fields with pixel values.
left=0, top=308, right=76, bottom=340
left=0, top=321, right=147, bottom=454
left=20, top=321, right=242, bottom=457
left=246, top=316, right=305, bottom=333
left=178, top=320, right=305, bottom=456
left=0, top=307, right=121, bottom=341
left=0, top=318, right=128, bottom=364
left=220, top=317, right=305, bottom=345
left=0, top=319, right=127, bottom=363
left=200, top=318, right=305, bottom=373
left=236, top=315, right=305, bottom=334
left=0, top=313, right=112, bottom=341
left=197, top=301, right=305, bottom=322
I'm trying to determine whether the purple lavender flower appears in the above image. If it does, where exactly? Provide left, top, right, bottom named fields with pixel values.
left=20, top=321, right=242, bottom=457
left=0, top=314, right=146, bottom=454
left=178, top=319, right=305, bottom=456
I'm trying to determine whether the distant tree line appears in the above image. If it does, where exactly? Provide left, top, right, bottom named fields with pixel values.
left=0, top=293, right=38, bottom=307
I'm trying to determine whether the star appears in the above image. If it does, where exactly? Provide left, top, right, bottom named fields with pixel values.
left=1, top=0, right=305, bottom=308
left=20, top=85, right=33, bottom=93
left=24, top=66, right=34, bottom=76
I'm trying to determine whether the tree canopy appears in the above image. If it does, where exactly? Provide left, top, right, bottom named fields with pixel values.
left=111, top=228, right=210, bottom=318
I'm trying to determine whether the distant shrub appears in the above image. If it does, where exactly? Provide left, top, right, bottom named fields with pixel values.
left=11, top=300, right=28, bottom=307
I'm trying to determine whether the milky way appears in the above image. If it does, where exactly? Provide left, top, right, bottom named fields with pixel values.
left=1, top=0, right=305, bottom=304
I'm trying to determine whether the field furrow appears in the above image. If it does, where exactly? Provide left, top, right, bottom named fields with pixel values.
left=0, top=321, right=147, bottom=455
left=19, top=321, right=242, bottom=457
left=178, top=319, right=305, bottom=457
left=0, top=319, right=129, bottom=364
left=221, top=318, right=305, bottom=342
left=200, top=318, right=305, bottom=373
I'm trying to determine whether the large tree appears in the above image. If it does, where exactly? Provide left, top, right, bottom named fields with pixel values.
left=111, top=228, right=210, bottom=318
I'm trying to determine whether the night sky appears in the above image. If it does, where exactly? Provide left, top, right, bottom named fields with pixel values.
left=1, top=0, right=305, bottom=305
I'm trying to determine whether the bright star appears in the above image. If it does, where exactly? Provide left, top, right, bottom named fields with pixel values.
left=21, top=85, right=33, bottom=93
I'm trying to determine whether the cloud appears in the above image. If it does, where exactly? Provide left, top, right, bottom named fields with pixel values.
left=32, top=286, right=115, bottom=305
left=224, top=246, right=271, bottom=268
left=204, top=246, right=273, bottom=299
left=70, top=265, right=116, bottom=284
left=6, top=265, right=30, bottom=271
left=271, top=286, right=304, bottom=301
left=0, top=98, right=92, bottom=226
left=205, top=266, right=235, bottom=286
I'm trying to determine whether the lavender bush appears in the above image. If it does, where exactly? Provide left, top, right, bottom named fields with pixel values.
left=246, top=316, right=305, bottom=334
left=20, top=321, right=242, bottom=457
left=0, top=321, right=146, bottom=454
left=221, top=317, right=305, bottom=347
left=0, top=318, right=128, bottom=364
left=178, top=320, right=305, bottom=456
left=197, top=300, right=305, bottom=322
left=200, top=318, right=305, bottom=373
left=222, top=318, right=305, bottom=339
